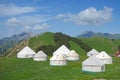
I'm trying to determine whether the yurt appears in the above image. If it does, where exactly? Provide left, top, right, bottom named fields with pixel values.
left=50, top=54, right=67, bottom=66
left=87, top=49, right=99, bottom=57
left=96, top=51, right=112, bottom=64
left=82, top=56, right=105, bottom=72
left=66, top=50, right=79, bottom=61
left=17, top=46, right=36, bottom=58
left=33, top=50, right=47, bottom=61
left=53, top=45, right=70, bottom=56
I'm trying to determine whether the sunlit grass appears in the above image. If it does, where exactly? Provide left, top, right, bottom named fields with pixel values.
left=0, top=56, right=120, bottom=80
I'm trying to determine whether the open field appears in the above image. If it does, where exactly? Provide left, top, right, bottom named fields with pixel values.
left=0, top=56, right=120, bottom=80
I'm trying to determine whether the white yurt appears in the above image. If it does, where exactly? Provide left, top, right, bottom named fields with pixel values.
left=53, top=45, right=70, bottom=56
left=17, top=46, right=36, bottom=58
left=50, top=54, right=67, bottom=66
left=96, top=51, right=112, bottom=64
left=82, top=56, right=105, bottom=72
left=66, top=50, right=79, bottom=61
left=33, top=50, right=47, bottom=61
left=87, top=49, right=99, bottom=57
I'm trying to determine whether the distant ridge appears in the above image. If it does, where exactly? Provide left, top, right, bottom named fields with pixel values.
left=78, top=31, right=120, bottom=39
left=0, top=32, right=38, bottom=56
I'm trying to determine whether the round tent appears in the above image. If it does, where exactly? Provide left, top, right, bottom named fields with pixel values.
left=53, top=45, right=70, bottom=56
left=50, top=54, right=67, bottom=66
left=87, top=49, right=99, bottom=57
left=34, top=50, right=47, bottom=61
left=66, top=50, right=80, bottom=61
left=82, top=56, right=105, bottom=72
left=96, top=51, right=112, bottom=64
left=17, top=46, right=36, bottom=58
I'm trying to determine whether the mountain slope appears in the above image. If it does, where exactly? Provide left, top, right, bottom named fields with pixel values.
left=0, top=32, right=37, bottom=56
left=5, top=32, right=91, bottom=57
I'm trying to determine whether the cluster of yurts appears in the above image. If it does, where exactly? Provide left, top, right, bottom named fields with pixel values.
left=17, top=45, right=112, bottom=72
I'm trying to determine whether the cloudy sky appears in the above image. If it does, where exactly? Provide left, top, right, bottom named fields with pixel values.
left=0, top=0, right=120, bottom=38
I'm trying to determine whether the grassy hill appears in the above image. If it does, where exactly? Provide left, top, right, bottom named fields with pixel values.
left=28, top=32, right=55, bottom=52
left=5, top=32, right=91, bottom=57
left=80, top=37, right=118, bottom=54
left=28, top=32, right=119, bottom=56
left=5, top=32, right=120, bottom=57
left=69, top=41, right=86, bottom=56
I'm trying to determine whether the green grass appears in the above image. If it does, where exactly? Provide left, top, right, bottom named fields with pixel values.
left=28, top=32, right=55, bottom=51
left=69, top=41, right=86, bottom=56
left=80, top=37, right=117, bottom=54
left=39, top=32, right=55, bottom=46
left=1, top=57, right=120, bottom=80
left=112, top=39, right=120, bottom=46
left=2, top=33, right=120, bottom=80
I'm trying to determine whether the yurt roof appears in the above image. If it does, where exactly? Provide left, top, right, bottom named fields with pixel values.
left=50, top=54, right=66, bottom=60
left=87, top=49, right=99, bottom=55
left=96, top=51, right=112, bottom=59
left=53, top=45, right=70, bottom=55
left=34, top=50, right=47, bottom=57
left=67, top=50, right=79, bottom=57
left=82, top=56, right=104, bottom=66
left=18, top=46, right=36, bottom=55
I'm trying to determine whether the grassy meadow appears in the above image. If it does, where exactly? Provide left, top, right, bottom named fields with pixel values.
left=0, top=56, right=120, bottom=80
left=1, top=33, right=120, bottom=80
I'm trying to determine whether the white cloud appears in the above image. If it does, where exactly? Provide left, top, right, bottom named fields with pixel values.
left=24, top=25, right=31, bottom=31
left=57, top=6, right=113, bottom=26
left=7, top=17, right=20, bottom=26
left=56, top=14, right=66, bottom=19
left=6, top=15, right=46, bottom=27
left=6, top=15, right=49, bottom=32
left=18, top=15, right=46, bottom=25
left=34, top=23, right=50, bottom=30
left=0, top=4, right=36, bottom=16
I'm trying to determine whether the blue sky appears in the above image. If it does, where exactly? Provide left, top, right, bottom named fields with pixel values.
left=0, top=0, right=120, bottom=38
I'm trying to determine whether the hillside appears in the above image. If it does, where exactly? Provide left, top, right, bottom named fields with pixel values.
left=80, top=37, right=118, bottom=54
left=5, top=32, right=91, bottom=57
left=5, top=32, right=120, bottom=57
left=5, top=40, right=29, bottom=57
left=0, top=32, right=37, bottom=56
left=27, top=32, right=91, bottom=56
